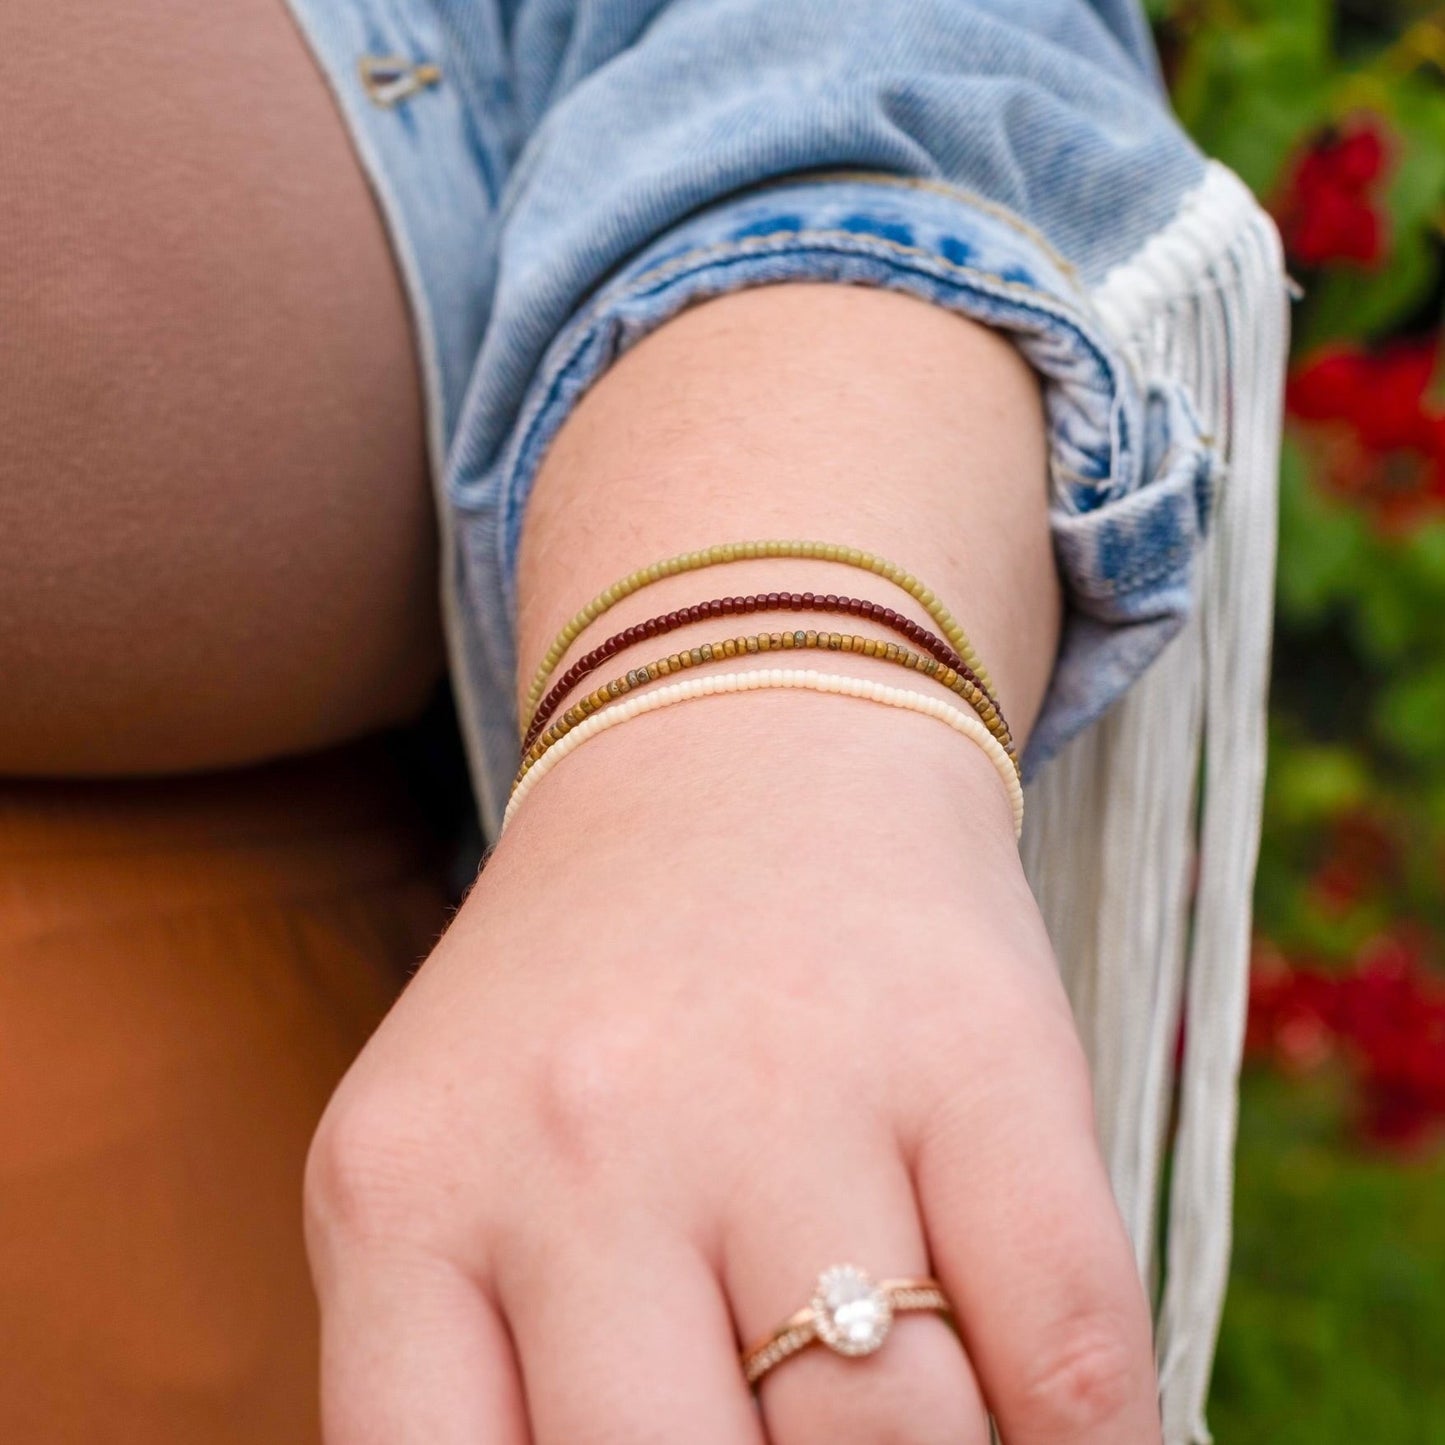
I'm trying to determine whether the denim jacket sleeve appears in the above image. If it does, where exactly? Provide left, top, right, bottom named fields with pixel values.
left=442, top=0, right=1218, bottom=827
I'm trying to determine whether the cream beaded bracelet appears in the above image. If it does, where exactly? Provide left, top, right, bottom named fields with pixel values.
left=516, top=628, right=1018, bottom=783
left=502, top=668, right=1024, bottom=838
left=520, top=541, right=993, bottom=729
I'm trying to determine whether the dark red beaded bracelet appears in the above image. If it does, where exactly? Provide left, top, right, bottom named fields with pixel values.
left=521, top=591, right=1007, bottom=754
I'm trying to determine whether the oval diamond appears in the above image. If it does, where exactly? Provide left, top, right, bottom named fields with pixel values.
left=811, top=1264, right=893, bottom=1356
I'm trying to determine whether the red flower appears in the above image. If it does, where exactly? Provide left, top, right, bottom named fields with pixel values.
left=1248, top=932, right=1445, bottom=1153
left=1288, top=343, right=1439, bottom=450
left=1246, top=946, right=1340, bottom=1075
left=1306, top=808, right=1402, bottom=916
left=1276, top=123, right=1390, bottom=268
left=1339, top=934, right=1445, bottom=1148
left=1287, top=341, right=1445, bottom=531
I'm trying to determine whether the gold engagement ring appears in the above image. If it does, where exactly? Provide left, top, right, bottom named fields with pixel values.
left=740, top=1264, right=953, bottom=1386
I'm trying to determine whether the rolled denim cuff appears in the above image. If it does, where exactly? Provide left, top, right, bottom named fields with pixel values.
left=455, top=172, right=1212, bottom=816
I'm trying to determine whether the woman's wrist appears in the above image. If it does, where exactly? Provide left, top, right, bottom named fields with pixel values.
left=483, top=681, right=1033, bottom=958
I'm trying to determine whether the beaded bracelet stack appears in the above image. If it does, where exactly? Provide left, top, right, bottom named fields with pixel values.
left=518, top=629, right=1016, bottom=781
left=508, top=539, right=1021, bottom=836
left=521, top=592, right=1002, bottom=752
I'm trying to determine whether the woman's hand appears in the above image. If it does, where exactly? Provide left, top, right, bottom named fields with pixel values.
left=307, top=283, right=1160, bottom=1442
left=304, top=689, right=1162, bottom=1444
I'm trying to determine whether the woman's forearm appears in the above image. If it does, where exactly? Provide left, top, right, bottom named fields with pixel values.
left=513, top=282, right=1061, bottom=754
left=309, top=282, right=1162, bottom=1445
left=497, top=282, right=1062, bottom=884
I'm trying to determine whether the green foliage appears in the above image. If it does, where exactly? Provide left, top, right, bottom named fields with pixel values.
left=1212, top=1071, right=1445, bottom=1444
left=1152, top=0, right=1445, bottom=1435
left=1167, top=0, right=1336, bottom=193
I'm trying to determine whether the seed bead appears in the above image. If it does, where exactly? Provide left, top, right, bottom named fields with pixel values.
left=504, top=669, right=1023, bottom=839
left=520, top=540, right=994, bottom=725
left=522, top=589, right=1007, bottom=752
left=517, top=629, right=1018, bottom=781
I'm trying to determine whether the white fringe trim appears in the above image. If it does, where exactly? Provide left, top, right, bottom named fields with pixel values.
left=1021, top=160, right=1289, bottom=1445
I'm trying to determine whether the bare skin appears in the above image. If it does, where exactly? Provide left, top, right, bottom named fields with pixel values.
left=306, top=285, right=1164, bottom=1444
left=0, top=0, right=441, bottom=776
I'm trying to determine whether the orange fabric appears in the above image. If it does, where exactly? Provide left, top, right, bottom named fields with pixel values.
left=0, top=743, right=452, bottom=1443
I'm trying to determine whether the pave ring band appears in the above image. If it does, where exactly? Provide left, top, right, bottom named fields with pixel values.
left=741, top=1264, right=953, bottom=1386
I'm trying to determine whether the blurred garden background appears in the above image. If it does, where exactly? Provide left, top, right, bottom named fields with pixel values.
left=1147, top=0, right=1445, bottom=1437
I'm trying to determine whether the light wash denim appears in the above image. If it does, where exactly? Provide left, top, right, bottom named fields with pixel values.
left=282, top=0, right=1215, bottom=839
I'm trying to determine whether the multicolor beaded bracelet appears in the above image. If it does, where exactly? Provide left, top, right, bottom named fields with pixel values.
left=521, top=540, right=993, bottom=728
left=523, top=591, right=1004, bottom=754
left=503, top=669, right=1024, bottom=839
left=515, top=629, right=1018, bottom=783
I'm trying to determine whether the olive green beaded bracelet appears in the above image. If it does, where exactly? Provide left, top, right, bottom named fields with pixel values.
left=514, top=627, right=1018, bottom=786
left=520, top=541, right=993, bottom=729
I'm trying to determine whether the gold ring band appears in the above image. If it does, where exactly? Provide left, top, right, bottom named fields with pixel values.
left=741, top=1264, right=953, bottom=1386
